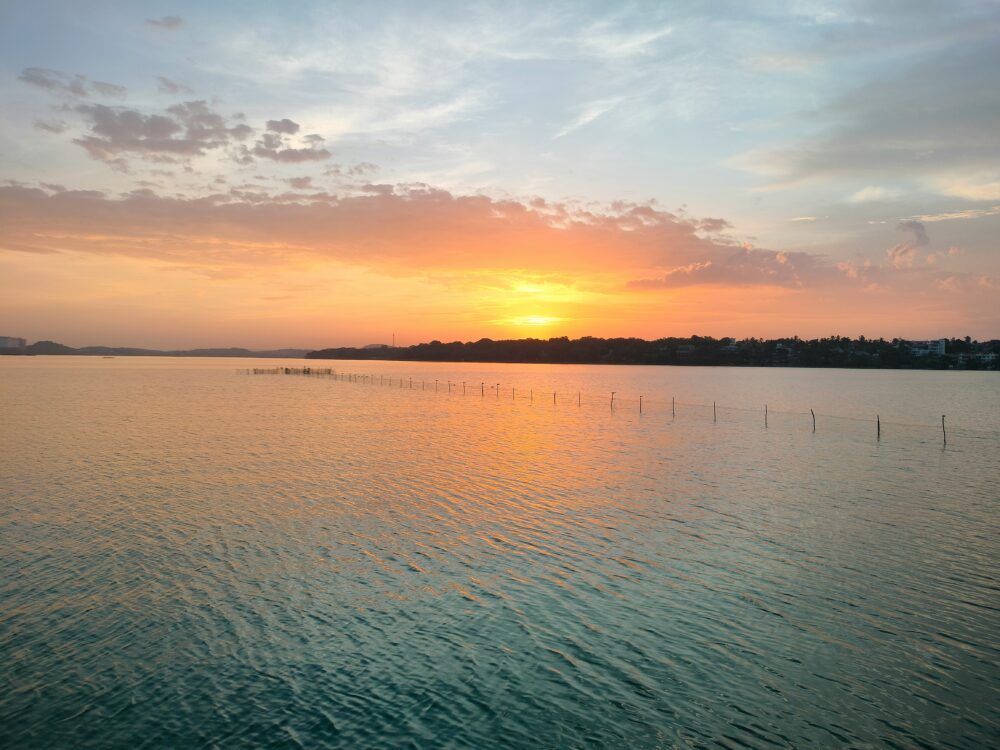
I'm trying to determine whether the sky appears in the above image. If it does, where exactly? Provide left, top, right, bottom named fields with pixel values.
left=1, top=0, right=998, bottom=348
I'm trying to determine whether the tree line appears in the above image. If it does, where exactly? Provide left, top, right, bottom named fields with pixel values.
left=307, top=335, right=1000, bottom=370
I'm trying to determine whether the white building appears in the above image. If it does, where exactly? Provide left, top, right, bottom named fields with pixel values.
left=910, top=339, right=947, bottom=356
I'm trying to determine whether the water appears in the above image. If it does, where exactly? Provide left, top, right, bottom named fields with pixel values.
left=2, top=357, right=998, bottom=748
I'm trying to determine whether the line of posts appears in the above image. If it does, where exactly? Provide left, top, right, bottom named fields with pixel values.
left=247, top=368, right=951, bottom=443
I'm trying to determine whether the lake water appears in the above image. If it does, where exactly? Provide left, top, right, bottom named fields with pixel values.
left=2, top=357, right=998, bottom=748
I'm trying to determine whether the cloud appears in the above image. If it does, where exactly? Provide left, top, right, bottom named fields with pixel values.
left=266, top=118, right=300, bottom=134
left=696, top=217, right=730, bottom=233
left=71, top=100, right=253, bottom=162
left=147, top=16, right=182, bottom=30
left=156, top=76, right=192, bottom=95
left=887, top=220, right=929, bottom=269
left=731, top=40, right=1000, bottom=193
left=554, top=98, right=622, bottom=139
left=166, top=100, right=253, bottom=144
left=887, top=245, right=918, bottom=269
left=243, top=130, right=331, bottom=163
left=0, top=183, right=840, bottom=290
left=848, top=186, right=898, bottom=203
left=3, top=183, right=994, bottom=341
left=897, top=220, right=929, bottom=247
left=744, top=54, right=818, bottom=72
left=324, top=162, right=378, bottom=178
left=92, top=82, right=126, bottom=98
left=934, top=174, right=1000, bottom=201
left=19, top=67, right=126, bottom=99
left=627, top=249, right=839, bottom=289
left=33, top=119, right=68, bottom=134
left=911, top=205, right=1000, bottom=222
left=580, top=22, right=673, bottom=59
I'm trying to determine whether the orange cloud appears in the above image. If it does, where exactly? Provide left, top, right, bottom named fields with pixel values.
left=0, top=185, right=801, bottom=280
left=1, top=184, right=995, bottom=346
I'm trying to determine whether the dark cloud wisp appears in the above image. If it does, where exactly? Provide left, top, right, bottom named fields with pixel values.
left=156, top=76, right=193, bottom=95
left=19, top=68, right=126, bottom=99
left=147, top=16, right=183, bottom=30
left=243, top=130, right=331, bottom=164
left=266, top=119, right=300, bottom=135
left=887, top=220, right=930, bottom=269
left=72, top=101, right=252, bottom=162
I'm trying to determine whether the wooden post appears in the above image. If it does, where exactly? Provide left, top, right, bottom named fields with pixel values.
left=877, top=414, right=881, bottom=440
left=435, top=380, right=438, bottom=393
left=639, top=395, right=643, bottom=414
left=765, top=404, right=768, bottom=428
left=481, top=382, right=484, bottom=397
left=530, top=389, right=533, bottom=404
left=611, top=391, right=616, bottom=411
left=672, top=396, right=675, bottom=417
left=578, top=391, right=581, bottom=407
left=713, top=401, right=716, bottom=422
left=553, top=392, right=556, bottom=405
left=811, top=408, right=816, bottom=432
left=496, top=383, right=500, bottom=400
left=463, top=381, right=466, bottom=395
left=512, top=387, right=515, bottom=401
left=942, top=415, right=947, bottom=445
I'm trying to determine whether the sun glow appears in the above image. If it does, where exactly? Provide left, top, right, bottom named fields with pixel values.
left=506, top=315, right=563, bottom=327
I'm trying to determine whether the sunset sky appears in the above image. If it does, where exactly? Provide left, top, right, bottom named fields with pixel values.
left=1, top=1, right=998, bottom=348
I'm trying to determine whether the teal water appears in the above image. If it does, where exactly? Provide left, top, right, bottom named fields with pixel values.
left=1, top=357, right=998, bottom=748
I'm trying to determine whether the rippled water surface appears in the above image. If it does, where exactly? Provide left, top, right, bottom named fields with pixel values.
left=2, top=357, right=999, bottom=748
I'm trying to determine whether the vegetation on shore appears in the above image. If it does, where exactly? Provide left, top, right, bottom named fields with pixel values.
left=308, top=335, right=1000, bottom=370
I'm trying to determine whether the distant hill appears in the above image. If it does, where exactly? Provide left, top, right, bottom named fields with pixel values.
left=24, top=341, right=310, bottom=358
left=26, top=340, right=78, bottom=355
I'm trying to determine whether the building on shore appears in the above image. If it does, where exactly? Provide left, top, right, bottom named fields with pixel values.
left=910, top=339, right=947, bottom=357
left=0, top=336, right=27, bottom=352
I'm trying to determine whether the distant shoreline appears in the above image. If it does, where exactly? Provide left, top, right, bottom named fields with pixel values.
left=306, top=335, right=999, bottom=371
left=4, top=342, right=310, bottom=359
left=5, top=335, right=997, bottom=370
